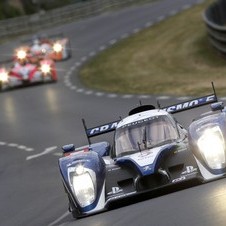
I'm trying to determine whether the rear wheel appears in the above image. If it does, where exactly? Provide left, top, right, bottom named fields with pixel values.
left=66, top=42, right=72, bottom=59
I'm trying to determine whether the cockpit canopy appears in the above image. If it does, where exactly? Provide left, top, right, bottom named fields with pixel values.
left=115, top=114, right=179, bottom=157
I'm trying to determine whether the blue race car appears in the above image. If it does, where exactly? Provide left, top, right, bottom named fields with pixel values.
left=59, top=87, right=226, bottom=218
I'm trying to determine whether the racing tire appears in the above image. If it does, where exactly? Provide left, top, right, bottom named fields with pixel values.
left=0, top=81, right=9, bottom=92
left=66, top=42, right=72, bottom=59
left=71, top=209, right=80, bottom=219
left=68, top=197, right=81, bottom=219
left=50, top=74, right=57, bottom=83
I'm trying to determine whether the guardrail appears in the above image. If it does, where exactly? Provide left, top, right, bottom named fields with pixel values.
left=203, top=0, right=226, bottom=55
left=0, top=0, right=154, bottom=39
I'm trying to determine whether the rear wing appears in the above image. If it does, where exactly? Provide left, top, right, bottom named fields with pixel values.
left=82, top=119, right=120, bottom=145
left=83, top=84, right=218, bottom=144
left=162, top=93, right=217, bottom=114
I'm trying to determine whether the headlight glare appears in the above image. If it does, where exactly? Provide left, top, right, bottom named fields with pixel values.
left=53, top=43, right=63, bottom=52
left=17, top=50, right=26, bottom=59
left=40, top=64, right=51, bottom=74
left=197, top=126, right=226, bottom=169
left=75, top=164, right=85, bottom=175
left=0, top=70, right=8, bottom=82
left=72, top=172, right=95, bottom=207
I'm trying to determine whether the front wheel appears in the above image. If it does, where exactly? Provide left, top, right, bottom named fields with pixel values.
left=0, top=81, right=9, bottom=92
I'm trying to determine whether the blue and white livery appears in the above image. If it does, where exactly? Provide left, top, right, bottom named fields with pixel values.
left=59, top=90, right=226, bottom=218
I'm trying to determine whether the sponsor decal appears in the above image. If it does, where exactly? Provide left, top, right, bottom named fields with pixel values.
left=130, top=149, right=159, bottom=166
left=163, top=95, right=216, bottom=113
left=172, top=176, right=186, bottom=183
left=87, top=121, right=119, bottom=137
left=182, top=166, right=197, bottom=175
left=107, top=167, right=121, bottom=172
left=121, top=117, right=155, bottom=128
left=143, top=165, right=152, bottom=171
left=107, top=187, right=123, bottom=196
left=137, top=151, right=153, bottom=158
left=108, top=191, right=137, bottom=200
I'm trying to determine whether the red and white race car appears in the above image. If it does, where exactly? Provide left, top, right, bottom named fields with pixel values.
left=16, top=35, right=72, bottom=62
left=0, top=58, right=57, bottom=91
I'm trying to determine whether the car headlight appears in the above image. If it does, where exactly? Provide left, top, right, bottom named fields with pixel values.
left=68, top=165, right=96, bottom=207
left=40, top=63, right=51, bottom=74
left=53, top=43, right=63, bottom=52
left=0, top=70, right=8, bottom=82
left=17, top=50, right=27, bottom=59
left=197, top=126, right=226, bottom=169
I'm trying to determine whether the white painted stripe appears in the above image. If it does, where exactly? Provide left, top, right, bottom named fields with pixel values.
left=0, top=142, right=6, bottom=145
left=81, top=56, right=87, bottom=62
left=177, top=96, right=191, bottom=101
left=145, top=21, right=153, bottom=28
left=75, top=62, right=81, bottom=67
left=26, top=146, right=57, bottom=160
left=25, top=148, right=34, bottom=152
left=76, top=88, right=84, bottom=93
left=157, top=96, right=170, bottom=100
left=85, top=90, right=94, bottom=95
left=47, top=211, right=69, bottom=226
left=133, top=28, right=140, bottom=33
left=122, top=94, right=134, bottom=99
left=182, top=4, right=191, bottom=10
left=70, top=86, right=77, bottom=90
left=89, top=51, right=96, bottom=57
left=121, top=33, right=129, bottom=39
left=70, top=65, right=76, bottom=71
left=64, top=81, right=71, bottom=87
left=138, top=95, right=151, bottom=99
left=109, top=39, right=117, bottom=45
left=169, top=10, right=177, bottom=16
left=107, top=93, right=118, bottom=98
left=8, top=143, right=18, bottom=147
left=157, top=15, right=165, bottom=22
left=96, top=92, right=104, bottom=96
left=18, top=145, right=26, bottom=150
left=99, top=45, right=106, bottom=51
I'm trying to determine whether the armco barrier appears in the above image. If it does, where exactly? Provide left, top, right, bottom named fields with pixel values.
left=0, top=0, right=155, bottom=39
left=203, top=0, right=226, bottom=54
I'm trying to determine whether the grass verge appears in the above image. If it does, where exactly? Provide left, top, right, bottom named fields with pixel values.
left=80, top=0, right=226, bottom=96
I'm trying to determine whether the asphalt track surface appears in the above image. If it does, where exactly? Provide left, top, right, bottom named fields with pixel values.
left=1, top=0, right=226, bottom=225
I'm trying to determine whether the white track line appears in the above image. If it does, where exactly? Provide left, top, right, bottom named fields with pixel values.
left=26, top=146, right=57, bottom=160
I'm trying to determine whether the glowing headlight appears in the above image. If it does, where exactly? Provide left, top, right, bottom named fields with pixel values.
left=40, top=64, right=51, bottom=74
left=53, top=43, right=63, bottom=52
left=72, top=172, right=95, bottom=207
left=0, top=70, right=8, bottom=82
left=17, top=50, right=26, bottom=59
left=75, top=164, right=85, bottom=175
left=41, top=48, right=47, bottom=54
left=197, top=126, right=226, bottom=169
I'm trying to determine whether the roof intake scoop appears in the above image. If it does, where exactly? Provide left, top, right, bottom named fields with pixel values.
left=128, top=105, right=156, bottom=116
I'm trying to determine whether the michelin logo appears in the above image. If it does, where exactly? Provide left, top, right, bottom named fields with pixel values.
left=163, top=95, right=216, bottom=113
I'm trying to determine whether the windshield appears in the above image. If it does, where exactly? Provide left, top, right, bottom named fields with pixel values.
left=115, top=115, right=179, bottom=157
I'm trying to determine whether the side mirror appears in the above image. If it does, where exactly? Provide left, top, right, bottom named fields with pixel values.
left=211, top=102, right=224, bottom=111
left=62, top=144, right=75, bottom=155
